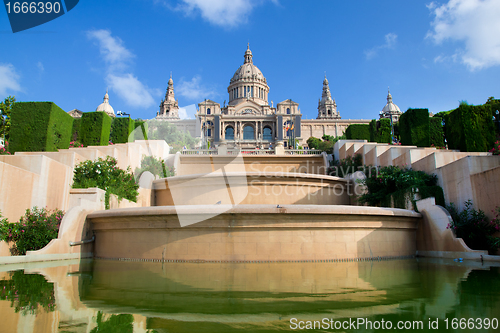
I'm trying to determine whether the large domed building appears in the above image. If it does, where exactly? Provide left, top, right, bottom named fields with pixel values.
left=379, top=88, right=401, bottom=123
left=157, top=45, right=372, bottom=148
left=96, top=90, right=115, bottom=118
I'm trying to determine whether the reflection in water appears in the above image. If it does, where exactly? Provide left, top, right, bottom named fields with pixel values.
left=0, top=270, right=55, bottom=315
left=90, top=312, right=134, bottom=333
left=0, top=259, right=499, bottom=332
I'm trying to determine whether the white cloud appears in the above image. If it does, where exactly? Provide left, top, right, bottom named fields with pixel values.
left=0, top=63, right=21, bottom=96
left=37, top=61, right=44, bottom=73
left=106, top=73, right=155, bottom=108
left=365, top=33, right=398, bottom=60
left=178, top=104, right=197, bottom=119
left=426, top=0, right=500, bottom=70
left=177, top=75, right=216, bottom=100
left=167, top=0, right=276, bottom=28
left=87, top=29, right=156, bottom=108
left=87, top=29, right=133, bottom=71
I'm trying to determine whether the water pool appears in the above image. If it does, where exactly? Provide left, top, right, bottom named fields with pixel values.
left=1, top=258, right=499, bottom=332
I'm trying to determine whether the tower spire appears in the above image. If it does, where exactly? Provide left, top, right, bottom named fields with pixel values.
left=244, top=44, right=253, bottom=64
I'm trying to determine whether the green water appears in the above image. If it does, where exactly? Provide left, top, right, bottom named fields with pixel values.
left=1, top=258, right=499, bottom=332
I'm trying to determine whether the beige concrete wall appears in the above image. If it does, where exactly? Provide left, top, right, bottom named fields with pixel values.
left=0, top=141, right=169, bottom=224
left=470, top=166, right=500, bottom=221
left=416, top=156, right=500, bottom=212
left=378, top=146, right=417, bottom=167
left=364, top=145, right=391, bottom=166
left=177, top=155, right=328, bottom=176
left=89, top=205, right=420, bottom=262
left=154, top=173, right=351, bottom=206
left=346, top=142, right=367, bottom=159
left=0, top=155, right=72, bottom=222
left=416, top=198, right=487, bottom=259
left=0, top=161, right=38, bottom=221
left=411, top=151, right=490, bottom=175
left=301, top=119, right=371, bottom=141
left=15, top=150, right=86, bottom=169
left=392, top=148, right=437, bottom=167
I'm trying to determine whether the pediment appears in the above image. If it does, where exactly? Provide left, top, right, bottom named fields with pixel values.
left=234, top=100, right=263, bottom=116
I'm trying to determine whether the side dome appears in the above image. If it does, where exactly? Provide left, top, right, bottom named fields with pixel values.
left=382, top=89, right=400, bottom=113
left=96, top=90, right=115, bottom=117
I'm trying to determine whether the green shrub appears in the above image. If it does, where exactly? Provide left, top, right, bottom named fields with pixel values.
left=444, top=103, right=495, bottom=152
left=399, top=108, right=430, bottom=147
left=9, top=102, right=74, bottom=152
left=110, top=117, right=135, bottom=144
left=369, top=119, right=392, bottom=144
left=91, top=312, right=134, bottom=333
left=0, top=207, right=64, bottom=255
left=71, top=117, right=81, bottom=141
left=0, top=140, right=11, bottom=155
left=429, top=117, right=445, bottom=148
left=72, top=156, right=139, bottom=209
left=447, top=201, right=500, bottom=254
left=359, top=165, right=442, bottom=209
left=345, top=124, right=370, bottom=140
left=135, top=155, right=174, bottom=179
left=306, top=135, right=344, bottom=154
left=0, top=96, right=16, bottom=141
left=133, top=120, right=148, bottom=141
left=328, top=154, right=363, bottom=177
left=69, top=140, right=84, bottom=148
left=489, top=139, right=500, bottom=155
left=0, top=270, right=56, bottom=315
left=80, top=112, right=112, bottom=147
left=148, top=120, right=196, bottom=153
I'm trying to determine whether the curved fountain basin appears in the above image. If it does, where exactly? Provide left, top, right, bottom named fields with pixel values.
left=152, top=172, right=351, bottom=206
left=88, top=205, right=421, bottom=262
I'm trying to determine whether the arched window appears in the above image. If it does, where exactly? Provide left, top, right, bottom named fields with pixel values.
left=263, top=127, right=272, bottom=141
left=225, top=126, right=234, bottom=140
left=286, top=108, right=290, bottom=115
left=327, top=109, right=331, bottom=115
left=243, top=125, right=255, bottom=140
left=207, top=108, right=211, bottom=115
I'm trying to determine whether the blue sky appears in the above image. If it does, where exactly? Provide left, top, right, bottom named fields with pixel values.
left=1, top=0, right=500, bottom=121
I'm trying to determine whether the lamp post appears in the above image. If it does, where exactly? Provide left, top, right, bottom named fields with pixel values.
left=204, top=99, right=208, bottom=149
left=493, top=109, right=500, bottom=134
left=1, top=115, right=5, bottom=147
left=390, top=114, right=395, bottom=143
left=289, top=99, right=294, bottom=149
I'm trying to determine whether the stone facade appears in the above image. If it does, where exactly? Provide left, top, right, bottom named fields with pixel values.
left=160, top=45, right=371, bottom=148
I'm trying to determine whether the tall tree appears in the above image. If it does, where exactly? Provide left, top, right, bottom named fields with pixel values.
left=0, top=96, right=16, bottom=141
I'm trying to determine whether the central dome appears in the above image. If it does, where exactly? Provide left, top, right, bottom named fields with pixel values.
left=229, top=45, right=267, bottom=85
left=230, top=63, right=265, bottom=82
left=227, top=45, right=270, bottom=106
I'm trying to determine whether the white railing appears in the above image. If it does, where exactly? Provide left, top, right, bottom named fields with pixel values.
left=286, top=149, right=322, bottom=155
left=180, top=148, right=323, bottom=156
left=180, top=149, right=218, bottom=155
left=240, top=149, right=275, bottom=155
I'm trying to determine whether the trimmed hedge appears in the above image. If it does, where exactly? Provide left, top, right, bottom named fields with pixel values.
left=133, top=120, right=148, bottom=141
left=80, top=112, right=112, bottom=146
left=429, top=117, right=445, bottom=147
left=345, top=124, right=370, bottom=140
left=71, top=118, right=81, bottom=141
left=369, top=118, right=392, bottom=144
left=110, top=117, right=135, bottom=144
left=9, top=102, right=74, bottom=152
left=444, top=103, right=495, bottom=152
left=399, top=108, right=430, bottom=147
